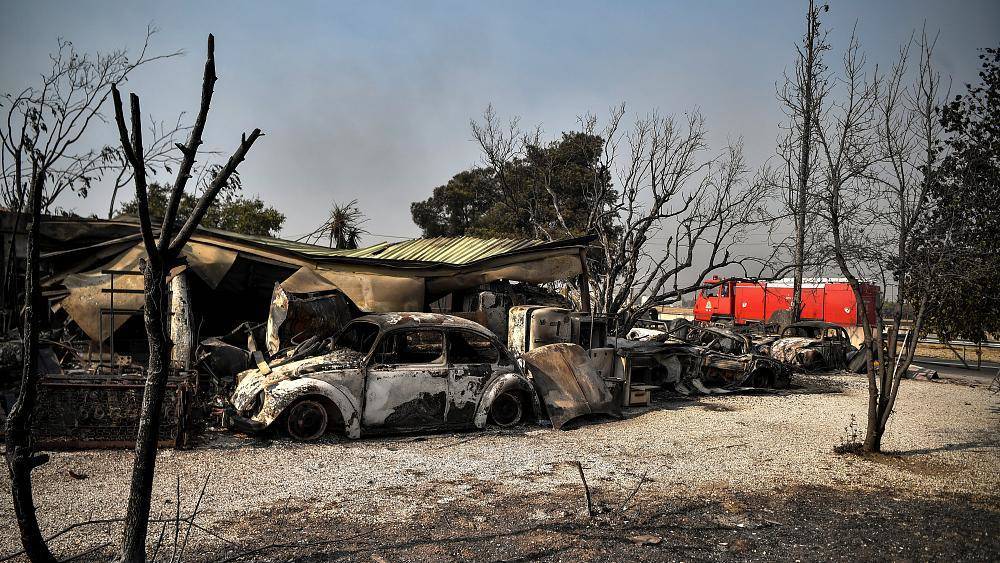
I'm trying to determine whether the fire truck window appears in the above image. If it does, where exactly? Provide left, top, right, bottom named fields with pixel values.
left=702, top=287, right=717, bottom=298
left=720, top=284, right=729, bottom=297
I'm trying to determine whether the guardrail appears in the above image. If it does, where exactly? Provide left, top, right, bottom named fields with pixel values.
left=918, top=337, right=1000, bottom=349
left=914, top=336, right=999, bottom=370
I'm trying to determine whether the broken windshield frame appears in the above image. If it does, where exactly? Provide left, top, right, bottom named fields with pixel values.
left=333, top=321, right=381, bottom=355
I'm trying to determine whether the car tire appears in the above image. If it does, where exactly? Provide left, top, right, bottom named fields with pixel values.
left=489, top=391, right=523, bottom=428
left=285, top=399, right=329, bottom=441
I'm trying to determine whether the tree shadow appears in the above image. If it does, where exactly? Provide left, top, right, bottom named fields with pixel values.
left=890, top=439, right=1000, bottom=457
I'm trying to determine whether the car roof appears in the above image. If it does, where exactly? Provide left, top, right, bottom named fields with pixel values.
left=350, top=312, right=491, bottom=333
left=692, top=325, right=748, bottom=340
left=787, top=321, right=845, bottom=329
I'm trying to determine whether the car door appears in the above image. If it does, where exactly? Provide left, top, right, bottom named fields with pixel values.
left=362, top=328, right=449, bottom=431
left=445, top=329, right=507, bottom=425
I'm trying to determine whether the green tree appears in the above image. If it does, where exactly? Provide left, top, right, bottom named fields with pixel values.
left=908, top=45, right=1000, bottom=342
left=119, top=169, right=284, bottom=237
left=411, top=168, right=495, bottom=237
left=411, top=131, right=614, bottom=239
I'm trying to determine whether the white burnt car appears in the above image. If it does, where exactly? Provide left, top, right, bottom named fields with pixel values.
left=768, top=321, right=855, bottom=370
left=228, top=313, right=539, bottom=440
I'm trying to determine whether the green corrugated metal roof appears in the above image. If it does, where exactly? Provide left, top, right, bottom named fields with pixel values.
left=200, top=227, right=579, bottom=265
left=342, top=236, right=546, bottom=263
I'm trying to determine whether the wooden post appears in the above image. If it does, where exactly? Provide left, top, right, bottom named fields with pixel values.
left=169, top=271, right=193, bottom=370
left=579, top=249, right=591, bottom=313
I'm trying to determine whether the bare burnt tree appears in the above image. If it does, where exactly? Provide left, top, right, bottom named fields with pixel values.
left=111, top=34, right=262, bottom=562
left=585, top=109, right=775, bottom=328
left=816, top=29, right=945, bottom=453
left=473, top=104, right=778, bottom=330
left=0, top=26, right=180, bottom=213
left=865, top=28, right=946, bottom=451
left=774, top=0, right=830, bottom=322
left=0, top=27, right=182, bottom=331
left=4, top=158, right=54, bottom=562
left=2, top=27, right=178, bottom=562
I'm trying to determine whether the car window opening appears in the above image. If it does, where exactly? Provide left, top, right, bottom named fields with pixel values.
left=375, top=330, right=445, bottom=365
left=448, top=331, right=500, bottom=365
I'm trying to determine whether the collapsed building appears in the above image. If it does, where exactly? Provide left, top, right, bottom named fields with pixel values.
left=0, top=212, right=596, bottom=446
left=0, top=212, right=804, bottom=447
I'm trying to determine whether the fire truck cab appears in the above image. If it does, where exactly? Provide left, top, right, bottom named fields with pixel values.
left=694, top=276, right=878, bottom=328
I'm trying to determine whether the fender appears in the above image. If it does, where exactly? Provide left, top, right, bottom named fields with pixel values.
left=473, top=372, right=541, bottom=428
left=255, top=378, right=362, bottom=438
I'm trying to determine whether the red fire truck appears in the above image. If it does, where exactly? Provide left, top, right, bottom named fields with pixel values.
left=693, top=276, right=879, bottom=327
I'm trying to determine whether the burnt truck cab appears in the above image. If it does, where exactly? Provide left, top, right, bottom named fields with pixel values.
left=229, top=312, right=539, bottom=440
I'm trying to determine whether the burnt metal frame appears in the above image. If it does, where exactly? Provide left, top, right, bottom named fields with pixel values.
left=97, top=268, right=144, bottom=374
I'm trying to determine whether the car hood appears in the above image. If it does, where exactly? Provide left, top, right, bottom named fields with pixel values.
left=231, top=347, right=365, bottom=413
left=769, top=337, right=819, bottom=363
left=521, top=343, right=622, bottom=430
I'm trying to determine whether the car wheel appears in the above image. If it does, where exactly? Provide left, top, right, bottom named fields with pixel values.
left=285, top=399, right=328, bottom=441
left=489, top=391, right=523, bottom=427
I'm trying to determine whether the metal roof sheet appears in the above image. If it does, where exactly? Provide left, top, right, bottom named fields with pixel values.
left=28, top=214, right=591, bottom=267
left=345, top=236, right=545, bottom=264
left=202, top=229, right=578, bottom=265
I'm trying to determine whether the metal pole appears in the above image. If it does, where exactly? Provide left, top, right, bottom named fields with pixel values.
left=109, top=271, right=115, bottom=374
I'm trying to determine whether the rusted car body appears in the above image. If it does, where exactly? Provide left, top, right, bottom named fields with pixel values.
left=768, top=321, right=855, bottom=370
left=229, top=313, right=539, bottom=440
left=682, top=326, right=790, bottom=389
left=605, top=324, right=789, bottom=396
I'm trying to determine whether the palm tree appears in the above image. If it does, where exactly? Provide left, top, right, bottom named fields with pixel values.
left=297, top=199, right=367, bottom=249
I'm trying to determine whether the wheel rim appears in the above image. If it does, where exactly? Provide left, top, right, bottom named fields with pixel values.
left=491, top=392, right=522, bottom=427
left=286, top=400, right=328, bottom=441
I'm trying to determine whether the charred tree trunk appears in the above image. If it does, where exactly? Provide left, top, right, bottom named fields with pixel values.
left=790, top=0, right=822, bottom=323
left=112, top=34, right=261, bottom=562
left=861, top=315, right=884, bottom=453
left=119, top=257, right=171, bottom=562
left=4, top=164, right=56, bottom=563
left=863, top=418, right=883, bottom=451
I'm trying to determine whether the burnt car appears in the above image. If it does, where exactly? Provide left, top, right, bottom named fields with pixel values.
left=683, top=326, right=791, bottom=389
left=228, top=313, right=539, bottom=440
left=768, top=321, right=855, bottom=370
left=606, top=324, right=790, bottom=395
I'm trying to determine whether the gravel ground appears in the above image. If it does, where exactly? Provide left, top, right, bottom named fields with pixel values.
left=2, top=373, right=998, bottom=561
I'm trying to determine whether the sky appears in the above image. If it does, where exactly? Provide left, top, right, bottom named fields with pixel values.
left=2, top=0, right=998, bottom=248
